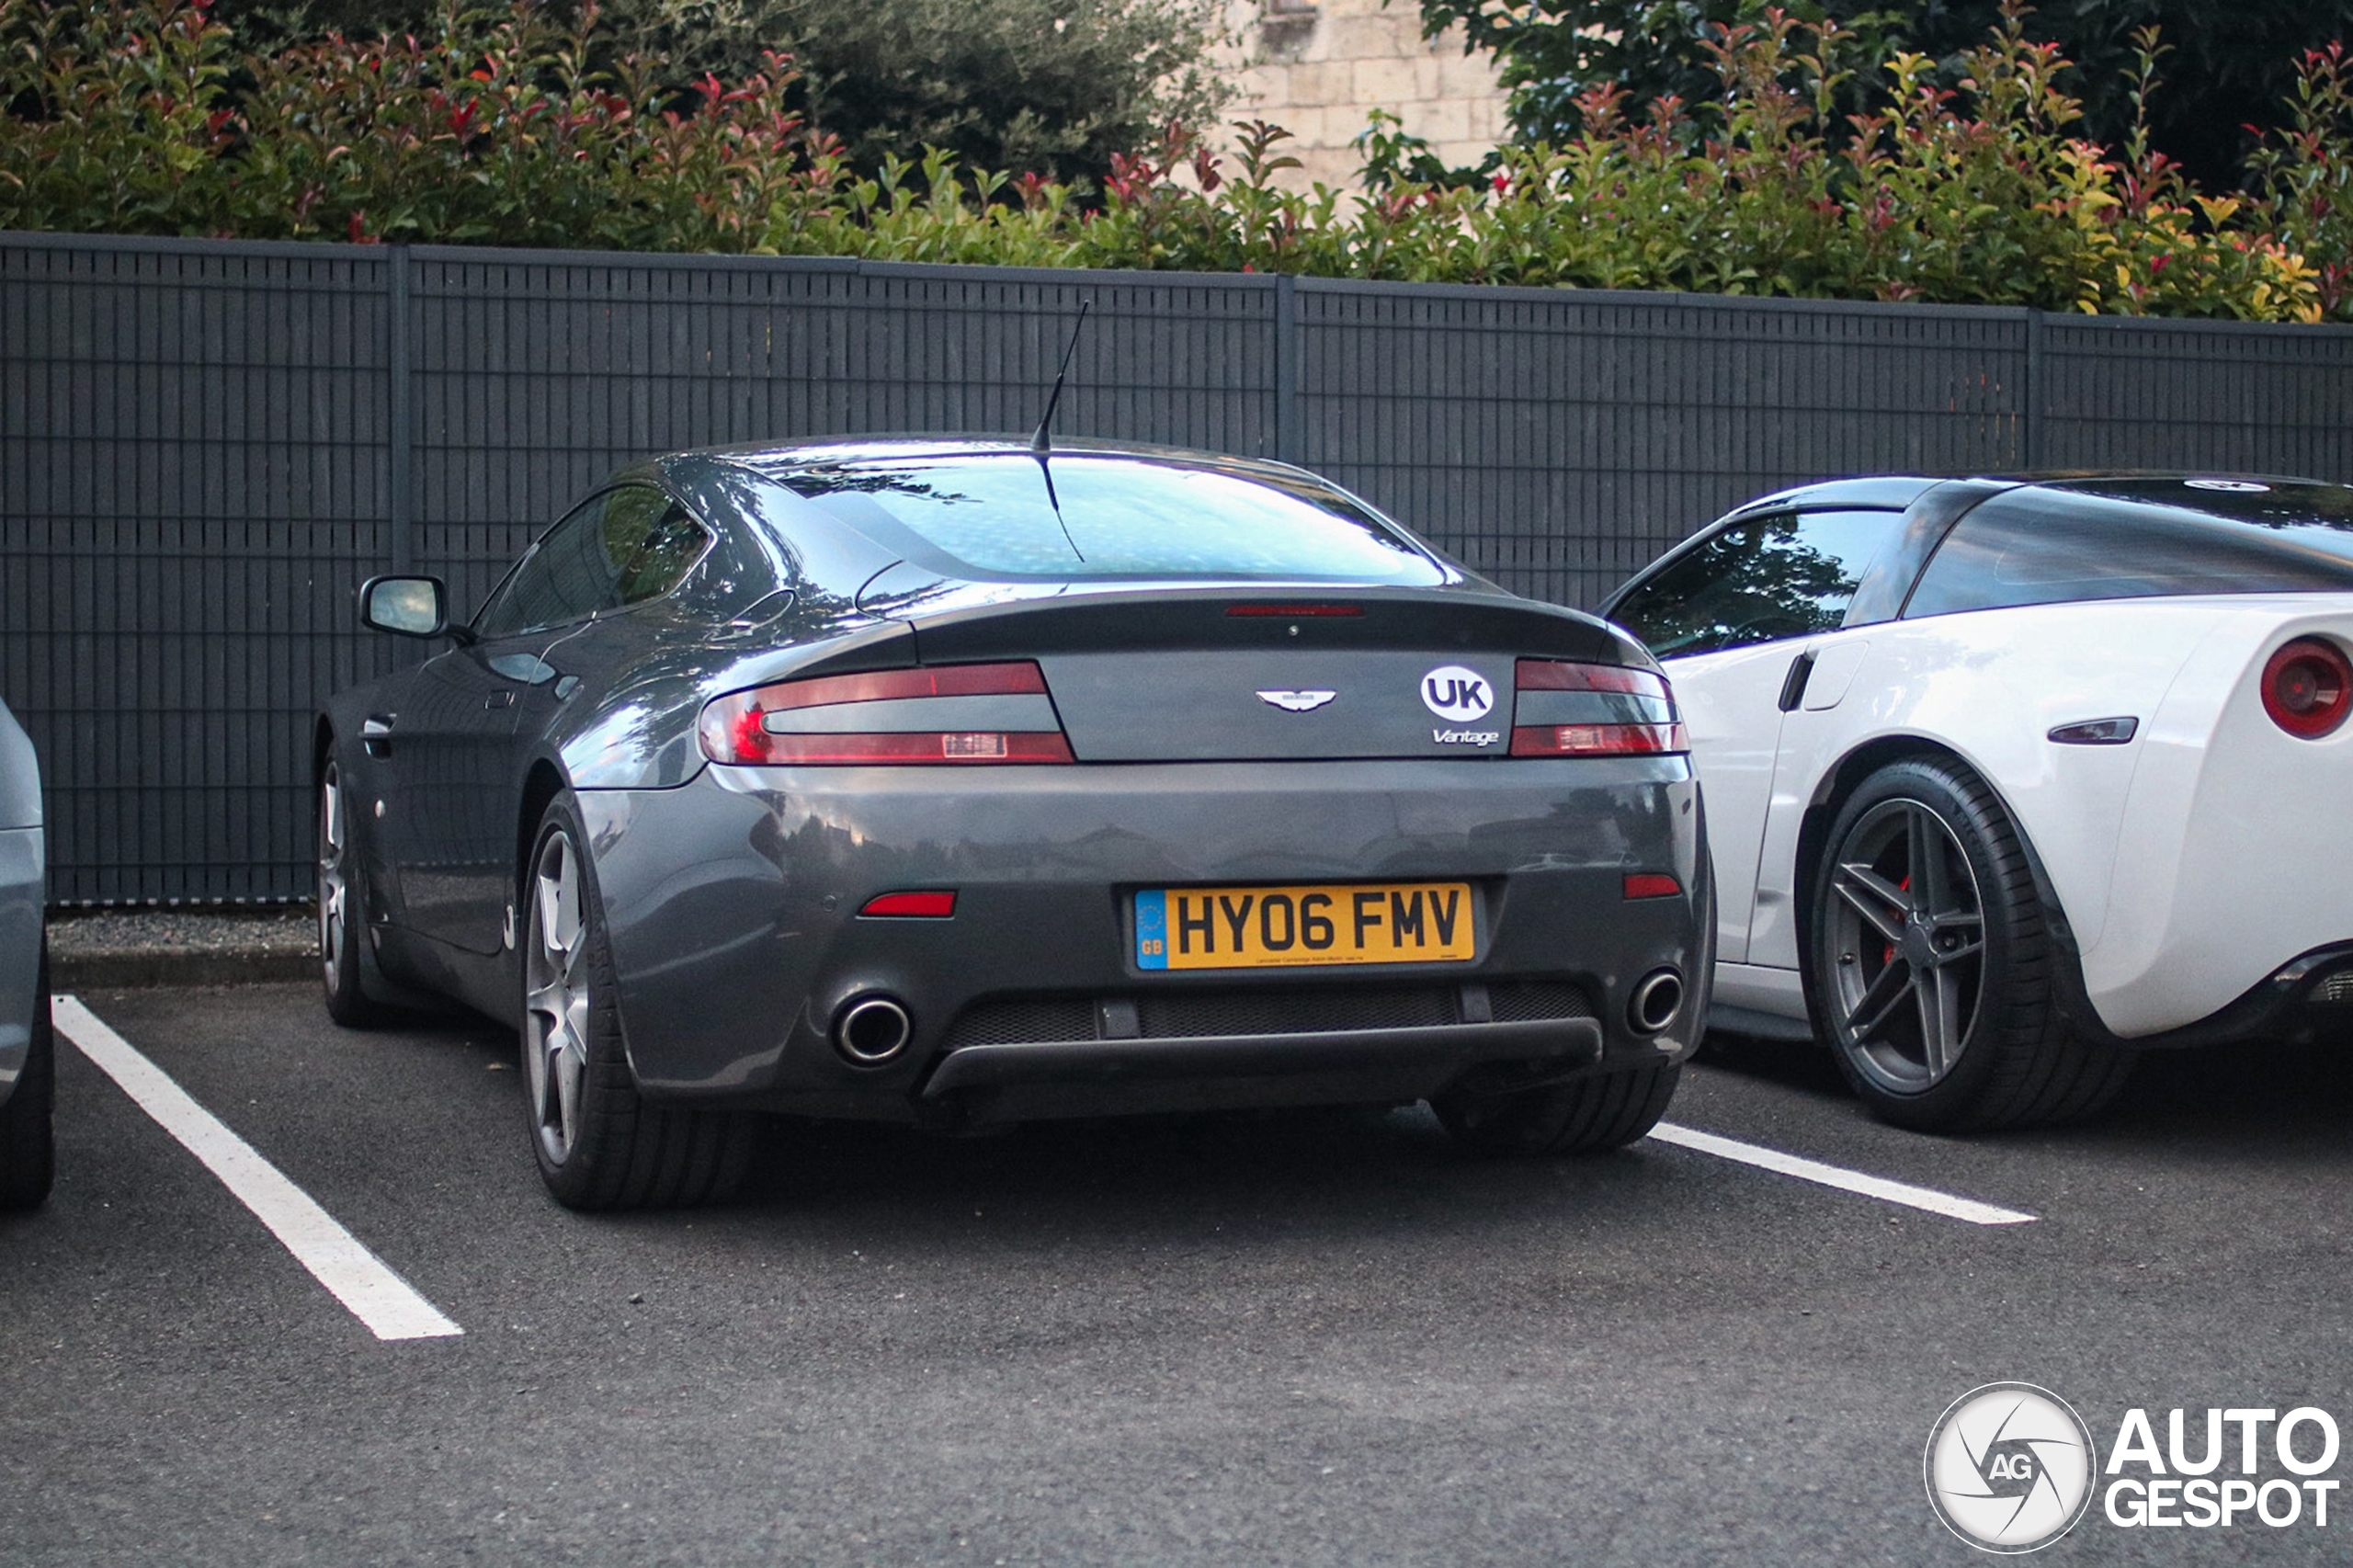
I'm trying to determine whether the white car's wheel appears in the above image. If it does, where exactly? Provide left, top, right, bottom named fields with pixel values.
left=1809, top=757, right=2131, bottom=1131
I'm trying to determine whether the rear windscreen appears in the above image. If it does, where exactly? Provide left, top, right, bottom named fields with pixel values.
left=771, top=455, right=1444, bottom=585
left=1906, top=480, right=2353, bottom=618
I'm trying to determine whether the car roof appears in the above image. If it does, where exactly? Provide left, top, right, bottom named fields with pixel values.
left=1722, top=471, right=2346, bottom=523
left=676, top=434, right=1328, bottom=490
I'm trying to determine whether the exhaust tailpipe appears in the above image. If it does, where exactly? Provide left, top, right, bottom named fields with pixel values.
left=1628, top=970, right=1684, bottom=1035
left=834, top=995, right=913, bottom=1066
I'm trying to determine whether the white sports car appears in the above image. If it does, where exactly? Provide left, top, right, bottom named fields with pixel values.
left=1602, top=473, right=2353, bottom=1131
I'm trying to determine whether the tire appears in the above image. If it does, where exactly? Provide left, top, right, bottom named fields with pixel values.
left=0, top=940, right=55, bottom=1212
left=522, top=791, right=754, bottom=1210
left=318, top=756, right=392, bottom=1028
left=1433, top=1060, right=1682, bottom=1155
left=1807, top=757, right=2131, bottom=1132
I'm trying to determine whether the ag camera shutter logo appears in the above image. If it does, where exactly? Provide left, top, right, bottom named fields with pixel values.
left=1420, top=665, right=1493, bottom=723
left=1926, top=1383, right=2097, bottom=1553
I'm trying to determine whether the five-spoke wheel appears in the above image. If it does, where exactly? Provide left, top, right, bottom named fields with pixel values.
left=524, top=825, right=592, bottom=1165
left=1824, top=796, right=1986, bottom=1096
left=317, top=758, right=387, bottom=1027
left=520, top=792, right=754, bottom=1209
left=1809, top=757, right=2131, bottom=1131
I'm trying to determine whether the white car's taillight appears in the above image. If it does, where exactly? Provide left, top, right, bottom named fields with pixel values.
left=698, top=661, right=1074, bottom=765
left=2261, top=637, right=2353, bottom=739
left=1509, top=659, right=1688, bottom=757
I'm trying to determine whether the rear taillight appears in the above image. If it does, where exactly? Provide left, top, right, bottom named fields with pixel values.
left=2262, top=638, right=2353, bottom=739
left=1510, top=659, right=1688, bottom=757
left=699, top=661, right=1074, bottom=766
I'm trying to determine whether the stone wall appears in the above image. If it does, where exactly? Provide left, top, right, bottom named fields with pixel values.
left=1214, top=0, right=1509, bottom=189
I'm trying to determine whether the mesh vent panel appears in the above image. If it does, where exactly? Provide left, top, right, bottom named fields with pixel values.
left=1139, top=985, right=1457, bottom=1039
left=1488, top=980, right=1594, bottom=1023
left=942, top=978, right=1595, bottom=1047
left=943, top=998, right=1096, bottom=1048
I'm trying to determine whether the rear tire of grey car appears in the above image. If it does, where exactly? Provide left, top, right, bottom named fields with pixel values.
left=319, top=758, right=392, bottom=1029
left=523, top=793, right=754, bottom=1210
left=0, top=941, right=55, bottom=1212
left=1432, top=1060, right=1681, bottom=1155
left=1807, top=757, right=2132, bottom=1132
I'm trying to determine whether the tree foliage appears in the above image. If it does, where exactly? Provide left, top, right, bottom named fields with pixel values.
left=2, top=0, right=2349, bottom=323
left=205, top=0, right=1228, bottom=187
left=1414, top=0, right=2353, bottom=189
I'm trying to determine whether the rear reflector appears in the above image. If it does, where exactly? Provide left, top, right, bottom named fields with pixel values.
left=859, top=891, right=958, bottom=917
left=1623, top=873, right=1683, bottom=900
left=1516, top=659, right=1671, bottom=699
left=698, top=661, right=1075, bottom=766
left=1511, top=722, right=1688, bottom=757
left=2262, top=637, right=2353, bottom=739
left=1225, top=604, right=1365, bottom=618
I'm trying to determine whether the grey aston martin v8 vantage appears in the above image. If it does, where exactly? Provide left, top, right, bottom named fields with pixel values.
left=319, top=438, right=1710, bottom=1208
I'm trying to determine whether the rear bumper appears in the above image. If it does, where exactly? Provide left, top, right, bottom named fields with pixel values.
left=2065, top=937, right=2353, bottom=1051
left=923, top=1017, right=1603, bottom=1125
left=583, top=757, right=1707, bottom=1120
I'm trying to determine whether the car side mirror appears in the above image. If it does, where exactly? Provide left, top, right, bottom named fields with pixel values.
left=360, top=575, right=451, bottom=639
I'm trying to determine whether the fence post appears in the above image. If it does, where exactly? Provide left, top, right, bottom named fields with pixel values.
left=2020, top=307, right=2044, bottom=472
left=387, top=244, right=415, bottom=574
left=1274, top=272, right=1302, bottom=466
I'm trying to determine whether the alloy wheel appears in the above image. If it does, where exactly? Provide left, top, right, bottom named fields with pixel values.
left=317, top=764, right=349, bottom=994
left=1824, top=797, right=1987, bottom=1095
left=524, top=829, right=592, bottom=1165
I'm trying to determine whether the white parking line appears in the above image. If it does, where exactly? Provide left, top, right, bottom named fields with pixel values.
left=1648, top=1122, right=2038, bottom=1226
left=52, top=996, right=463, bottom=1341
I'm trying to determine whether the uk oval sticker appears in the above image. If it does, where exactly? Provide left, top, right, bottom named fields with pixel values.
left=1420, top=665, right=1493, bottom=722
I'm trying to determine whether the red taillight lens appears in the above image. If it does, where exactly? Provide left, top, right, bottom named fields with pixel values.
left=1512, top=722, right=1688, bottom=756
left=2262, top=638, right=2353, bottom=739
left=859, top=891, right=958, bottom=917
left=1514, top=659, right=1671, bottom=699
left=1511, top=659, right=1686, bottom=756
left=698, top=661, right=1073, bottom=766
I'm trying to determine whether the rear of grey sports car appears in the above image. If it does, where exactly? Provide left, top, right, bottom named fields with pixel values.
left=584, top=449, right=1711, bottom=1162
left=330, top=439, right=1710, bottom=1209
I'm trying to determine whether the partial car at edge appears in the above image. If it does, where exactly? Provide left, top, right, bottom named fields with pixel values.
left=1602, top=472, right=2353, bottom=1132
left=0, top=696, right=51, bottom=1211
left=320, top=437, right=1711, bottom=1209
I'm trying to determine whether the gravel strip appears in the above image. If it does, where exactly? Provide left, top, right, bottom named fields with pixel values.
left=47, top=907, right=319, bottom=988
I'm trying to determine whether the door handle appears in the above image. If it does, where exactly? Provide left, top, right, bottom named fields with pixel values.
left=361, top=715, right=394, bottom=756
left=1777, top=652, right=1816, bottom=712
left=484, top=690, right=516, bottom=710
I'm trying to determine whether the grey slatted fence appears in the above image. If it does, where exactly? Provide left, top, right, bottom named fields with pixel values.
left=6, top=231, right=2353, bottom=904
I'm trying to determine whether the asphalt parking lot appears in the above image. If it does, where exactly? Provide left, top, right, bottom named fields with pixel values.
left=4, top=983, right=2351, bottom=1565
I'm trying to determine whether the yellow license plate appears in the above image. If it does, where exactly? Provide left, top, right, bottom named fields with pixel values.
left=1134, top=882, right=1475, bottom=971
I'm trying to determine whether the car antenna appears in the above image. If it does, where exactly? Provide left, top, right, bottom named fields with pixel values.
left=1030, top=298, right=1091, bottom=459
left=1029, top=299, right=1092, bottom=562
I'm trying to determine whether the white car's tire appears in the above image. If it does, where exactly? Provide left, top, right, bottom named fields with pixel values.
left=1808, top=757, right=2131, bottom=1131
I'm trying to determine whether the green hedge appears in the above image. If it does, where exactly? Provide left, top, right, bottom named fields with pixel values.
left=5, top=0, right=2349, bottom=321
